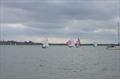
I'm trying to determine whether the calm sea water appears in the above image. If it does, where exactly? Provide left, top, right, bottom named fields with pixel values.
left=0, top=45, right=120, bottom=79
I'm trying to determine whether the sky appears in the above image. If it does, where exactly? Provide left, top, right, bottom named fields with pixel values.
left=0, top=0, right=120, bottom=43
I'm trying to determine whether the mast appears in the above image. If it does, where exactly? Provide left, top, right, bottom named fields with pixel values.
left=118, top=0, right=120, bottom=46
left=118, top=22, right=120, bottom=45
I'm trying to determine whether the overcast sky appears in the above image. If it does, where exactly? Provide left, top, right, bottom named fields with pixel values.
left=0, top=0, right=120, bottom=43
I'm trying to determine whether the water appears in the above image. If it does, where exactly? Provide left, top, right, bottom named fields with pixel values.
left=0, top=45, right=120, bottom=79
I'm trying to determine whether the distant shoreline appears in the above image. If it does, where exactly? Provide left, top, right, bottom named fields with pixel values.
left=0, top=40, right=119, bottom=46
left=0, top=44, right=119, bottom=46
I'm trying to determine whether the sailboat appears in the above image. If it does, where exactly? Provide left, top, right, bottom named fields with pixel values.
left=41, top=39, right=49, bottom=48
left=75, top=38, right=80, bottom=48
left=66, top=39, right=75, bottom=48
left=66, top=38, right=80, bottom=48
left=93, top=42, right=97, bottom=47
left=107, top=21, right=120, bottom=49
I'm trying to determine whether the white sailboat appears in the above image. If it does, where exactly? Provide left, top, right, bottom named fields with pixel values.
left=107, top=21, right=120, bottom=50
left=41, top=39, right=49, bottom=48
left=75, top=38, right=80, bottom=48
left=93, top=42, right=97, bottom=47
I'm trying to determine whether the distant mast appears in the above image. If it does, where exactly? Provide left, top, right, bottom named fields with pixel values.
left=118, top=21, right=120, bottom=45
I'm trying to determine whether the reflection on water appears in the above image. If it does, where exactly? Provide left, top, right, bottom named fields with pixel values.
left=0, top=46, right=120, bottom=79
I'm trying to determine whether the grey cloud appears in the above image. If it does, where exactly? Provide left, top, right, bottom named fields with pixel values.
left=1, top=1, right=118, bottom=27
left=0, top=0, right=119, bottom=43
left=1, top=0, right=119, bottom=22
